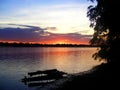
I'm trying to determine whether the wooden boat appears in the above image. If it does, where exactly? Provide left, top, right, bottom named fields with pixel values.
left=21, top=69, right=68, bottom=87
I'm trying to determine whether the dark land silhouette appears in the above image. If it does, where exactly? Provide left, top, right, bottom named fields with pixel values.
left=0, top=42, right=97, bottom=47
left=54, top=62, right=119, bottom=90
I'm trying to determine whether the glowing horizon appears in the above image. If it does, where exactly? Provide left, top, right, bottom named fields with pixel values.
left=0, top=0, right=95, bottom=44
left=0, top=34, right=90, bottom=45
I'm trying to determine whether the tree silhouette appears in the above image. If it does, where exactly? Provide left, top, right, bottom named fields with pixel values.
left=87, top=0, right=120, bottom=63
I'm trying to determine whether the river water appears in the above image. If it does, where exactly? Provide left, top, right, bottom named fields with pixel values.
left=0, top=47, right=101, bottom=90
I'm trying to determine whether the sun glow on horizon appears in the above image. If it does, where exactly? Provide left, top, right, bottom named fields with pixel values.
left=38, top=40, right=89, bottom=45
left=0, top=35, right=90, bottom=45
left=0, top=0, right=94, bottom=44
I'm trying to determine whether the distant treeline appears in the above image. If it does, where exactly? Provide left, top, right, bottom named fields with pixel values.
left=0, top=42, right=98, bottom=47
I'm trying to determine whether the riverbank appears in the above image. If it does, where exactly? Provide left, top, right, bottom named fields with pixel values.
left=21, top=62, right=119, bottom=90
left=53, top=62, right=119, bottom=90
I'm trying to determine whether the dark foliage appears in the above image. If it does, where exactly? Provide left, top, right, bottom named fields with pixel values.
left=87, top=0, right=120, bottom=62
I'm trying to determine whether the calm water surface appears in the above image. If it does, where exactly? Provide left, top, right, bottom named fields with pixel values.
left=0, top=47, right=101, bottom=90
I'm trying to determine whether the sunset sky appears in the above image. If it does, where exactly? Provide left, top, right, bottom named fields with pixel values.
left=0, top=0, right=96, bottom=44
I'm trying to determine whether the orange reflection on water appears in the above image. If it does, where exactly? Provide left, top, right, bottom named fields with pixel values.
left=37, top=47, right=102, bottom=73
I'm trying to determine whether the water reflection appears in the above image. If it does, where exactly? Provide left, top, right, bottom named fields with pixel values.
left=0, top=47, right=101, bottom=90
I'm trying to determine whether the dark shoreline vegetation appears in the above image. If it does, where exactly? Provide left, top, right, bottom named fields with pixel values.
left=0, top=42, right=99, bottom=47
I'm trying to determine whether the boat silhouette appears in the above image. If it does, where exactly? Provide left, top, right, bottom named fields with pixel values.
left=21, top=69, right=68, bottom=87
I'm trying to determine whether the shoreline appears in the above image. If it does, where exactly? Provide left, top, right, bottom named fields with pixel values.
left=0, top=42, right=99, bottom=47
left=33, top=62, right=119, bottom=90
left=54, top=62, right=119, bottom=90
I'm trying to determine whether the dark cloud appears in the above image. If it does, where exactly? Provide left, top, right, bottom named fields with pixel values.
left=0, top=24, right=91, bottom=44
left=46, top=27, right=57, bottom=30
left=7, top=24, right=46, bottom=30
left=0, top=24, right=46, bottom=42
